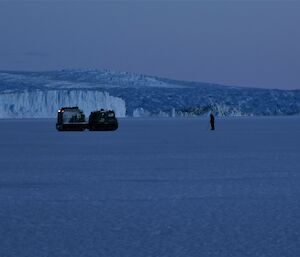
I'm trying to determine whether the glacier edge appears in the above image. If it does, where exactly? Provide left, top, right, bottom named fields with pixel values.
left=0, top=90, right=126, bottom=118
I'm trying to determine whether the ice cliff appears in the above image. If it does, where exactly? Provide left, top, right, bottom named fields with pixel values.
left=0, top=70, right=299, bottom=118
left=0, top=90, right=126, bottom=118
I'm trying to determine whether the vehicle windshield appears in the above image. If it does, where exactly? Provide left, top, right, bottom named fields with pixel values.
left=63, top=110, right=85, bottom=123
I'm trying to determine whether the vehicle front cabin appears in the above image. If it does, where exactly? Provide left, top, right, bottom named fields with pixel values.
left=56, top=107, right=87, bottom=131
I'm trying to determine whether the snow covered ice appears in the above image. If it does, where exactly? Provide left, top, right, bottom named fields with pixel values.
left=0, top=117, right=299, bottom=257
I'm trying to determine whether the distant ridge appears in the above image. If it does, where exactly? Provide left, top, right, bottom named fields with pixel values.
left=0, top=69, right=299, bottom=118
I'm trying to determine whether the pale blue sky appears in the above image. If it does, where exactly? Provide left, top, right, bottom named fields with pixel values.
left=0, top=1, right=299, bottom=89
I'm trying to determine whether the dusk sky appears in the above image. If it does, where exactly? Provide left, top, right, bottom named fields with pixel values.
left=0, top=1, right=299, bottom=89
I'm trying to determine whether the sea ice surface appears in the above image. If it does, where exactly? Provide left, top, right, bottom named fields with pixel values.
left=0, top=117, right=299, bottom=257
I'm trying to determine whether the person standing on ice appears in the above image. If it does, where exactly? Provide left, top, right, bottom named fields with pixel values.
left=210, top=113, right=215, bottom=130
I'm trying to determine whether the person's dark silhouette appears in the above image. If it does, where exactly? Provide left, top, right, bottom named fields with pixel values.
left=210, top=113, right=215, bottom=130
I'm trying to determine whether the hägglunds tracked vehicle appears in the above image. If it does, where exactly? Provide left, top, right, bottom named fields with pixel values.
left=56, top=107, right=88, bottom=131
left=88, top=109, right=118, bottom=131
